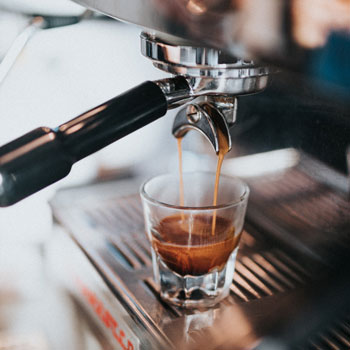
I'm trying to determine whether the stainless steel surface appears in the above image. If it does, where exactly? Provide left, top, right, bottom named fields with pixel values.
left=50, top=151, right=350, bottom=349
left=71, top=0, right=286, bottom=59
left=70, top=0, right=350, bottom=60
left=144, top=30, right=269, bottom=144
left=208, top=96, right=237, bottom=124
left=141, top=32, right=269, bottom=78
left=153, top=76, right=192, bottom=109
left=71, top=0, right=350, bottom=101
left=172, top=100, right=232, bottom=154
left=142, top=32, right=270, bottom=96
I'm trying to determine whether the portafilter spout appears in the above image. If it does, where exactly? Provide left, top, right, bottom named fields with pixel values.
left=172, top=98, right=234, bottom=154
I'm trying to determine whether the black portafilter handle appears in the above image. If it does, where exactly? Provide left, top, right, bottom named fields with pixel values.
left=0, top=77, right=190, bottom=207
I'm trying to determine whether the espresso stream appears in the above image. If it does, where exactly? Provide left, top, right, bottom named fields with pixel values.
left=177, top=138, right=185, bottom=222
left=211, top=123, right=230, bottom=234
left=152, top=128, right=233, bottom=276
left=177, top=123, right=230, bottom=234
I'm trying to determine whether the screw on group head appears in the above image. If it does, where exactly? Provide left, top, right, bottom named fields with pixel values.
left=186, top=104, right=202, bottom=123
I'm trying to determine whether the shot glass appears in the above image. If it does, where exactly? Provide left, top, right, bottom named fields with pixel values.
left=140, top=172, right=249, bottom=308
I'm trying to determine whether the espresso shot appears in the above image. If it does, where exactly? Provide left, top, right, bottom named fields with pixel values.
left=152, top=214, right=239, bottom=276
left=141, top=172, right=249, bottom=308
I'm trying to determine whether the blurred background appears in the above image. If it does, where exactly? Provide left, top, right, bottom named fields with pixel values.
left=0, top=1, right=191, bottom=348
left=1, top=1, right=350, bottom=349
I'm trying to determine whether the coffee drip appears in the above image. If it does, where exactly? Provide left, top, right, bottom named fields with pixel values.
left=149, top=104, right=235, bottom=277
left=177, top=138, right=185, bottom=222
left=211, top=116, right=231, bottom=234
left=175, top=102, right=231, bottom=234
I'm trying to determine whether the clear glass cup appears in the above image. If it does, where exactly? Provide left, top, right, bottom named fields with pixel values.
left=140, top=172, right=249, bottom=308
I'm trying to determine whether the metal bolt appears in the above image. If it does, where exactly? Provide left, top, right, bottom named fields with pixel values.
left=206, top=96, right=237, bottom=125
left=186, top=104, right=202, bottom=123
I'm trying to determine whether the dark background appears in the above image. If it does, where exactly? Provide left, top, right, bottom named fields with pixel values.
left=234, top=71, right=350, bottom=174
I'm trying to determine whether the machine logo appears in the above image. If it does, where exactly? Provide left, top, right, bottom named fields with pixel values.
left=78, top=279, right=135, bottom=350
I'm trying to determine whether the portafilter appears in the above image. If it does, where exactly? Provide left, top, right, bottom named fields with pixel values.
left=0, top=32, right=270, bottom=206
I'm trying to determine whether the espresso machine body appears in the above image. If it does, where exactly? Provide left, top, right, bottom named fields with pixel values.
left=1, top=0, right=349, bottom=205
left=1, top=1, right=350, bottom=349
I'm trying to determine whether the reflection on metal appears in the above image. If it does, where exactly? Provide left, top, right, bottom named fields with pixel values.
left=51, top=151, right=350, bottom=349
left=72, top=0, right=349, bottom=57
left=153, top=76, right=192, bottom=109
left=72, top=0, right=285, bottom=59
left=73, top=0, right=350, bottom=97
left=142, top=32, right=270, bottom=96
left=143, top=30, right=270, bottom=147
left=172, top=100, right=232, bottom=154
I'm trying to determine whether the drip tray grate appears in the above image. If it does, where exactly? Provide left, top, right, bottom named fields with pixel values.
left=82, top=196, right=304, bottom=304
left=51, top=157, right=350, bottom=350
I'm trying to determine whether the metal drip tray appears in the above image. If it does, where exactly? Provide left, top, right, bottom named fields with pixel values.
left=50, top=154, right=350, bottom=350
left=83, top=198, right=305, bottom=303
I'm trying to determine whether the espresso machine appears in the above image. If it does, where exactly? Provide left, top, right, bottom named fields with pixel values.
left=1, top=1, right=350, bottom=349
